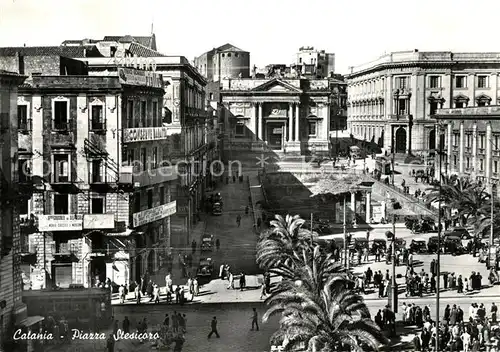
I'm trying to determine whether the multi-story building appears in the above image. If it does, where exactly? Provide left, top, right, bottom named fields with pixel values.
left=0, top=70, right=29, bottom=351
left=220, top=77, right=334, bottom=156
left=434, top=105, right=500, bottom=195
left=294, top=46, right=335, bottom=79
left=346, top=50, right=500, bottom=154
left=5, top=55, right=176, bottom=289
left=194, top=43, right=250, bottom=82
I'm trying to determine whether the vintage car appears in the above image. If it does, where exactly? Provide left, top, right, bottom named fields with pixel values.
left=197, top=257, right=214, bottom=277
left=212, top=202, right=222, bottom=216
left=445, top=227, right=473, bottom=240
left=201, top=234, right=214, bottom=252
left=394, top=238, right=407, bottom=251
left=427, top=236, right=440, bottom=253
left=371, top=239, right=387, bottom=254
left=351, top=237, right=369, bottom=252
left=444, top=236, right=466, bottom=255
left=410, top=238, right=427, bottom=253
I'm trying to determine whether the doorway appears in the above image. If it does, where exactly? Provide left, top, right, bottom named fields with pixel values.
left=395, top=127, right=407, bottom=153
left=147, top=250, right=154, bottom=274
left=429, top=129, right=436, bottom=150
left=266, top=122, right=284, bottom=150
left=135, top=255, right=142, bottom=283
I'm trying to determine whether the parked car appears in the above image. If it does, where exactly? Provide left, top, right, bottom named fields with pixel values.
left=428, top=236, right=440, bottom=253
left=212, top=202, right=222, bottom=216
left=394, top=238, right=407, bottom=251
left=197, top=257, right=214, bottom=277
left=446, top=227, right=473, bottom=240
left=444, top=236, right=466, bottom=255
left=410, top=238, right=427, bottom=253
left=201, top=234, right=214, bottom=252
left=352, top=237, right=369, bottom=252
left=371, top=239, right=387, bottom=255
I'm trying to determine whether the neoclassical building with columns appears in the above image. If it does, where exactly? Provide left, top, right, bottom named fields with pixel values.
left=220, top=78, right=333, bottom=156
left=434, top=105, right=500, bottom=196
left=346, top=50, right=500, bottom=155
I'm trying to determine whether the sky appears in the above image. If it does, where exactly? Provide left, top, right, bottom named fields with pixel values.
left=1, top=0, right=499, bottom=74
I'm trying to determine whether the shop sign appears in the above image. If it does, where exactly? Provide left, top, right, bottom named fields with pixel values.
left=83, top=214, right=115, bottom=229
left=133, top=201, right=177, bottom=227
left=38, top=214, right=83, bottom=232
left=118, top=67, right=163, bottom=88
left=123, top=127, right=171, bottom=142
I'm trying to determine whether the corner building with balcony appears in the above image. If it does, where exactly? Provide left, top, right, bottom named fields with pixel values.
left=16, top=66, right=177, bottom=290
left=346, top=50, right=500, bottom=154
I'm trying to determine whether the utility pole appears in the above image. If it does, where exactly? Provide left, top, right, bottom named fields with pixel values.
left=391, top=214, right=397, bottom=314
left=343, top=194, right=348, bottom=269
left=435, top=126, right=443, bottom=352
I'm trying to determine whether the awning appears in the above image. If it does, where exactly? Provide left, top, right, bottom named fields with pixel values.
left=17, top=315, right=44, bottom=327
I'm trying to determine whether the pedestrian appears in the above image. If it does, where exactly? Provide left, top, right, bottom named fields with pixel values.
left=245, top=205, right=249, bottom=215
left=259, top=282, right=266, bottom=300
left=106, top=333, right=115, bottom=352
left=219, top=264, right=225, bottom=279
left=251, top=308, right=259, bottom=331
left=216, top=238, right=220, bottom=251
left=172, top=311, right=178, bottom=333
left=191, top=240, right=197, bottom=254
left=178, top=313, right=185, bottom=333
left=240, top=272, right=246, bottom=291
left=153, top=284, right=160, bottom=304
left=236, top=214, right=241, bottom=227
left=227, top=272, right=234, bottom=290
left=175, top=286, right=181, bottom=304
left=113, top=319, right=119, bottom=335
left=135, top=285, right=141, bottom=304
left=173, top=333, right=185, bottom=352
left=193, top=277, right=199, bottom=296
left=118, top=284, right=125, bottom=304
left=187, top=277, right=193, bottom=294
left=163, top=314, right=170, bottom=329
left=182, top=314, right=188, bottom=333
left=122, top=316, right=130, bottom=334
left=179, top=287, right=185, bottom=305
left=208, top=316, right=220, bottom=338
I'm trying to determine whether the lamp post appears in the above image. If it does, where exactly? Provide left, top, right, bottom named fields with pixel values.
left=435, top=122, right=445, bottom=351
left=343, top=193, right=348, bottom=269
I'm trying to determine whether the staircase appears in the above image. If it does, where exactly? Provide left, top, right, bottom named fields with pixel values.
left=390, top=153, right=424, bottom=165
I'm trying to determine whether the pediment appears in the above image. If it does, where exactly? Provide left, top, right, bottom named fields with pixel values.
left=476, top=93, right=492, bottom=102
left=251, top=79, right=302, bottom=93
left=453, top=93, right=470, bottom=102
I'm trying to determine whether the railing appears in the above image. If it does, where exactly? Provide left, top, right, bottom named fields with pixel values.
left=90, top=120, right=106, bottom=131
left=388, top=114, right=411, bottom=121
left=18, top=119, right=32, bottom=132
left=53, top=121, right=72, bottom=131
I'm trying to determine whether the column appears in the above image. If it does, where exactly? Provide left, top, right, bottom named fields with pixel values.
left=486, top=122, right=492, bottom=181
left=447, top=123, right=453, bottom=174
left=473, top=123, right=478, bottom=177
left=295, top=104, right=300, bottom=142
left=251, top=103, right=257, bottom=141
left=257, top=102, right=263, bottom=140
left=288, top=103, right=293, bottom=141
left=459, top=122, right=465, bottom=174
left=350, top=191, right=356, bottom=213
left=365, top=191, right=372, bottom=223
left=323, top=103, right=330, bottom=140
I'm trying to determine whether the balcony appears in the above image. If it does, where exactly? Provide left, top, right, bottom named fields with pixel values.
left=90, top=120, right=106, bottom=134
left=389, top=114, right=412, bottom=122
left=478, top=148, right=485, bottom=155
left=89, top=171, right=117, bottom=193
left=50, top=174, right=80, bottom=194
left=83, top=214, right=115, bottom=230
left=20, top=216, right=38, bottom=235
left=494, top=150, right=500, bottom=157
left=452, top=145, right=459, bottom=152
left=118, top=166, right=135, bottom=192
left=19, top=233, right=37, bottom=265
left=18, top=119, right=32, bottom=134
left=465, top=147, right=472, bottom=154
left=53, top=121, right=72, bottom=133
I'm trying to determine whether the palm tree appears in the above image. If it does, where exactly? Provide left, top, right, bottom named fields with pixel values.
left=263, top=246, right=388, bottom=352
left=456, top=184, right=490, bottom=227
left=256, top=214, right=315, bottom=276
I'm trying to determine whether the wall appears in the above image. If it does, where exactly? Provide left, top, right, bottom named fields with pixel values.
left=213, top=51, right=250, bottom=81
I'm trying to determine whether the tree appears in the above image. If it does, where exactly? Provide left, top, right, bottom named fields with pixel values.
left=262, top=246, right=388, bottom=351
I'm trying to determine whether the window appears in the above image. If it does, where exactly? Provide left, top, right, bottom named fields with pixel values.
left=127, top=149, right=134, bottom=166
left=429, top=76, right=440, bottom=88
left=18, top=159, right=30, bottom=183
left=235, top=123, right=245, bottom=137
left=91, top=160, right=102, bottom=183
left=480, top=135, right=485, bottom=149
left=19, top=198, right=28, bottom=215
left=480, top=159, right=484, bottom=171
left=18, top=105, right=28, bottom=130
left=466, top=134, right=471, bottom=148
left=308, top=121, right=317, bottom=136
left=430, top=101, right=438, bottom=115
left=152, top=101, right=158, bottom=126
left=477, top=100, right=487, bottom=107
left=152, top=147, right=158, bottom=169
left=53, top=154, right=69, bottom=182
left=453, top=133, right=459, bottom=146
left=141, top=148, right=147, bottom=171
left=54, top=101, right=68, bottom=130
left=399, top=99, right=406, bottom=114
left=466, top=157, right=470, bottom=169
left=209, top=93, right=214, bottom=100
left=235, top=53, right=239, bottom=57
left=478, top=75, right=489, bottom=88
left=456, top=76, right=466, bottom=88
left=127, top=100, right=134, bottom=128
left=91, top=105, right=104, bottom=130
left=453, top=155, right=457, bottom=167
left=147, top=189, right=153, bottom=209
left=54, top=194, right=69, bottom=214
left=91, top=198, right=104, bottom=214
left=455, top=102, right=464, bottom=108
left=397, top=76, right=408, bottom=89
left=140, top=101, right=147, bottom=126
left=495, top=136, right=499, bottom=150
left=495, top=161, right=498, bottom=173
left=159, top=186, right=165, bottom=205
left=134, top=193, right=141, bottom=212
left=227, top=53, right=231, bottom=57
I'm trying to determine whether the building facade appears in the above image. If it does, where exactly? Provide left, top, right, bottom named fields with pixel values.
left=346, top=50, right=500, bottom=154
left=220, top=78, right=333, bottom=156
left=14, top=67, right=177, bottom=290
left=0, top=70, right=28, bottom=352
left=434, top=105, right=500, bottom=196
left=194, top=43, right=250, bottom=82
left=295, top=46, right=335, bottom=79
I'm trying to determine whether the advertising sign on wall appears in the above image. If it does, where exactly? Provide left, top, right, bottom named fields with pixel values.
left=133, top=201, right=177, bottom=227
left=118, top=67, right=163, bottom=89
left=38, top=214, right=83, bottom=232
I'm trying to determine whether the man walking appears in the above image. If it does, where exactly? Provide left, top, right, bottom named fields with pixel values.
left=251, top=308, right=259, bottom=331
left=208, top=316, right=220, bottom=338
left=236, top=214, right=242, bottom=227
